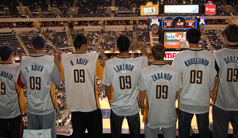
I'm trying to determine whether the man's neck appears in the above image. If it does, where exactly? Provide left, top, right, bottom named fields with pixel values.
left=119, top=51, right=130, bottom=57
left=189, top=43, right=199, bottom=48
left=33, top=49, right=44, bottom=55
left=75, top=49, right=86, bottom=54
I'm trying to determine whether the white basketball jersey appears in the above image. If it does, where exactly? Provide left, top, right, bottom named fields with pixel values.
left=139, top=64, right=181, bottom=129
left=20, top=55, right=56, bottom=115
left=61, top=53, right=99, bottom=112
left=102, top=56, right=148, bottom=116
left=0, top=62, right=21, bottom=118
left=214, top=46, right=238, bottom=111
left=172, top=49, right=216, bottom=114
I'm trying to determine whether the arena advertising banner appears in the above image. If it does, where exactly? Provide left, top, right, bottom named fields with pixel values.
left=164, top=51, right=179, bottom=60
left=164, top=5, right=199, bottom=14
left=205, top=1, right=216, bottom=15
left=140, top=2, right=159, bottom=16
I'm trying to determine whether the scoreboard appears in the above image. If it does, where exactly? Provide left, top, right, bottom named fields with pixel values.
left=162, top=16, right=197, bottom=29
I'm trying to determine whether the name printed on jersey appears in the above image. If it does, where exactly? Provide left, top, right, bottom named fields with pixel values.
left=0, top=71, right=14, bottom=80
left=151, top=72, right=173, bottom=81
left=184, top=58, right=209, bottom=67
left=25, top=64, right=45, bottom=73
left=114, top=64, right=135, bottom=73
left=70, top=58, right=89, bottom=66
left=224, top=56, right=238, bottom=64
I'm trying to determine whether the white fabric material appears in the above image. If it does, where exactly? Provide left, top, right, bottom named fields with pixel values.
left=172, top=49, right=216, bottom=114
left=102, top=56, right=148, bottom=116
left=139, top=64, right=181, bottom=128
left=20, top=55, right=58, bottom=115
left=214, top=47, right=238, bottom=111
left=0, top=63, right=21, bottom=118
left=61, top=53, right=99, bottom=112
left=23, top=129, right=51, bottom=138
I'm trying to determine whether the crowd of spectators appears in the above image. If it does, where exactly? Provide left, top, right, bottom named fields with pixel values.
left=1, top=0, right=238, bottom=17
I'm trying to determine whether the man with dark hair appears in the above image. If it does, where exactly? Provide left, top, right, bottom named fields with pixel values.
left=102, top=35, right=149, bottom=138
left=19, top=36, right=61, bottom=138
left=172, top=28, right=216, bottom=138
left=213, top=24, right=238, bottom=138
left=0, top=46, right=26, bottom=138
left=139, top=44, right=181, bottom=138
left=60, top=35, right=105, bottom=138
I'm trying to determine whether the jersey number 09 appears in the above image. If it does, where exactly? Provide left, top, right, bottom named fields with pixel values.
left=30, top=77, right=41, bottom=90
left=0, top=82, right=6, bottom=95
left=190, top=70, right=203, bottom=84
left=74, top=69, right=85, bottom=83
left=227, top=68, right=238, bottom=82
left=156, top=85, right=168, bottom=99
left=119, top=76, right=131, bottom=89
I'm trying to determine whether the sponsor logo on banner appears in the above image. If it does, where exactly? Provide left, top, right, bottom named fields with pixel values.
left=164, top=52, right=179, bottom=60
left=205, top=1, right=216, bottom=15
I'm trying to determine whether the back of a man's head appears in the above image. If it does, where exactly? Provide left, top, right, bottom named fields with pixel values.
left=151, top=43, right=166, bottom=61
left=224, top=24, right=238, bottom=43
left=32, top=36, right=45, bottom=49
left=0, top=46, right=13, bottom=61
left=117, top=35, right=130, bottom=52
left=186, top=28, right=201, bottom=44
left=74, top=35, right=87, bottom=49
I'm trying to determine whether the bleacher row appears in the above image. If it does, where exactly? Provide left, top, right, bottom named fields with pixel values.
left=0, top=28, right=226, bottom=56
left=0, top=0, right=238, bottom=17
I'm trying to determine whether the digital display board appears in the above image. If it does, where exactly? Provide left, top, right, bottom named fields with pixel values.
left=164, top=32, right=189, bottom=49
left=141, top=2, right=159, bottom=16
left=164, top=5, right=199, bottom=14
left=162, top=16, right=197, bottom=29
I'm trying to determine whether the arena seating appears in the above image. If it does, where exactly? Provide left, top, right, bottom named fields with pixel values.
left=0, top=32, right=24, bottom=55
left=1, top=0, right=238, bottom=17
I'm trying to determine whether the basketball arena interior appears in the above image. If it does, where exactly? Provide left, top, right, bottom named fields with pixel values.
left=0, top=0, right=238, bottom=137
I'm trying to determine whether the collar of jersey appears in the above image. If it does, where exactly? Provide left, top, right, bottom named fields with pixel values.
left=188, top=48, right=203, bottom=51
left=152, top=63, right=167, bottom=65
left=72, top=52, right=86, bottom=54
left=116, top=56, right=131, bottom=58
left=0, top=61, right=13, bottom=64
left=225, top=45, right=238, bottom=49
left=30, top=54, right=44, bottom=57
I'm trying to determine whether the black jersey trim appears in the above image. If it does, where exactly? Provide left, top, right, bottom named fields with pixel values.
left=116, top=56, right=131, bottom=58
left=225, top=45, right=238, bottom=49
left=30, top=54, right=44, bottom=57
left=152, top=63, right=167, bottom=65
left=188, top=48, right=203, bottom=51
left=0, top=62, right=13, bottom=64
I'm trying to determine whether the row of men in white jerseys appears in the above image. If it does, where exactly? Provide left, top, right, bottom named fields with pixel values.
left=0, top=24, right=238, bottom=138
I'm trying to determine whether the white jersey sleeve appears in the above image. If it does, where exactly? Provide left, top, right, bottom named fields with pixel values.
left=0, top=63, right=21, bottom=118
left=172, top=49, right=216, bottom=114
left=102, top=61, right=112, bottom=86
left=102, top=56, right=148, bottom=116
left=139, top=64, right=181, bottom=128
left=214, top=47, right=238, bottom=111
left=62, top=53, right=100, bottom=112
left=20, top=55, right=58, bottom=115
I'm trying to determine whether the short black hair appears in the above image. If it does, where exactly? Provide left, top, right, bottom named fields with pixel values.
left=224, top=24, right=238, bottom=42
left=32, top=36, right=45, bottom=49
left=74, top=35, right=87, bottom=49
left=117, top=35, right=130, bottom=52
left=186, top=28, right=201, bottom=44
left=151, top=43, right=166, bottom=61
left=0, top=46, right=13, bottom=61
